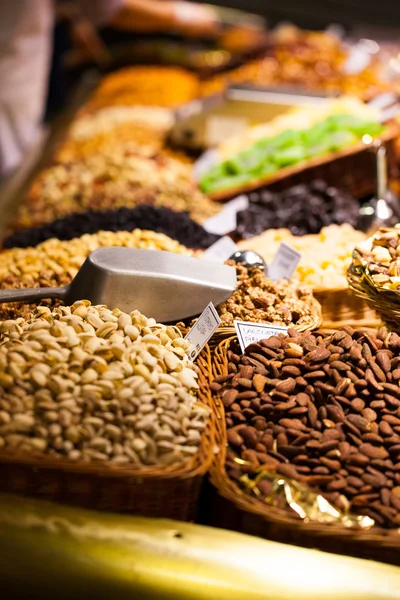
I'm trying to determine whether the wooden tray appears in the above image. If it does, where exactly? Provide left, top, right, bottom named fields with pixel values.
left=208, top=121, right=399, bottom=201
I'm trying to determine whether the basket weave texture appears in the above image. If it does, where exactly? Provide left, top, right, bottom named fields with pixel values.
left=0, top=345, right=216, bottom=521
left=348, top=251, right=400, bottom=333
left=208, top=121, right=399, bottom=201
left=205, top=336, right=400, bottom=565
left=313, top=285, right=378, bottom=327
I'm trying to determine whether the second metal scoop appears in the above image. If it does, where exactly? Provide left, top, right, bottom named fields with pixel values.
left=0, top=247, right=237, bottom=322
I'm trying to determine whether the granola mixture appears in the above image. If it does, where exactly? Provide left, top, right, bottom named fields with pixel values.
left=217, top=261, right=318, bottom=327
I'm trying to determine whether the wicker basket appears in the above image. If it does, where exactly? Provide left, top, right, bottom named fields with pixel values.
left=208, top=121, right=399, bottom=202
left=205, top=336, right=400, bottom=565
left=313, top=285, right=379, bottom=327
left=209, top=295, right=323, bottom=349
left=348, top=250, right=400, bottom=333
left=0, top=345, right=215, bottom=521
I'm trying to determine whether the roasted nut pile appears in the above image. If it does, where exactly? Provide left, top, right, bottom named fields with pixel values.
left=14, top=147, right=220, bottom=230
left=69, top=106, right=174, bottom=141
left=0, top=302, right=209, bottom=466
left=56, top=124, right=166, bottom=164
left=84, top=66, right=200, bottom=110
left=0, top=229, right=191, bottom=322
left=217, top=262, right=318, bottom=328
left=201, top=28, right=390, bottom=101
left=56, top=106, right=174, bottom=163
left=3, top=205, right=219, bottom=250
left=236, top=181, right=360, bottom=238
left=355, top=226, right=400, bottom=289
left=0, top=229, right=191, bottom=281
left=238, top=224, right=366, bottom=289
left=213, top=326, right=400, bottom=528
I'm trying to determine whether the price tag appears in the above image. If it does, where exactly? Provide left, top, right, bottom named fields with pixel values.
left=185, top=303, right=221, bottom=360
left=268, top=243, right=301, bottom=281
left=234, top=320, right=288, bottom=353
left=203, top=236, right=238, bottom=263
left=343, top=46, right=372, bottom=75
left=203, top=195, right=249, bottom=235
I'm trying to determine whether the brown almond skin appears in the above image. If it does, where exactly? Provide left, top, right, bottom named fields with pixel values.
left=227, top=430, right=244, bottom=448
left=359, top=443, right=389, bottom=460
left=377, top=351, right=391, bottom=373
left=275, top=378, right=296, bottom=394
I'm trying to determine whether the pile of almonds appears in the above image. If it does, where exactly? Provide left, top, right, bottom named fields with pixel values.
left=212, top=325, right=400, bottom=527
left=0, top=302, right=209, bottom=467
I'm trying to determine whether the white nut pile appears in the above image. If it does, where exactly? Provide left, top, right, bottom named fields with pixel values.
left=0, top=301, right=209, bottom=466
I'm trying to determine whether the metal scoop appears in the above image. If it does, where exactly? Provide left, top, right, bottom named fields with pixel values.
left=358, top=142, right=400, bottom=234
left=0, top=247, right=237, bottom=322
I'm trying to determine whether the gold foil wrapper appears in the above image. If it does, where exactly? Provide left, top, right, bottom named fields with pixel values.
left=236, top=460, right=374, bottom=530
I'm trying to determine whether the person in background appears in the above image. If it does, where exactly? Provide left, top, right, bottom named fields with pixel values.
left=0, top=0, right=219, bottom=177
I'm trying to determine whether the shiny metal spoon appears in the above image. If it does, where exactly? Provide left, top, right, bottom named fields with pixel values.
left=358, top=142, right=399, bottom=234
left=229, top=249, right=267, bottom=270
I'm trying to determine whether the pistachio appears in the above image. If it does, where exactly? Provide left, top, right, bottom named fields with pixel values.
left=0, top=302, right=207, bottom=467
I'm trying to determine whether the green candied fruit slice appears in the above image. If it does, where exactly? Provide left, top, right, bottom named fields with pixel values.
left=325, top=113, right=384, bottom=136
left=327, top=130, right=357, bottom=151
left=272, top=145, right=306, bottom=168
left=304, top=140, right=333, bottom=159
left=267, top=128, right=302, bottom=150
left=253, top=160, right=279, bottom=178
left=225, top=146, right=271, bottom=175
left=301, top=121, right=331, bottom=148
left=200, top=172, right=253, bottom=194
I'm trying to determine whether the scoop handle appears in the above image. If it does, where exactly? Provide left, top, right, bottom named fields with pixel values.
left=0, top=286, right=68, bottom=304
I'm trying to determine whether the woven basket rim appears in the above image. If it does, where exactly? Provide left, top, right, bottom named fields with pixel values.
left=0, top=345, right=216, bottom=482
left=209, top=336, right=400, bottom=547
left=208, top=121, right=399, bottom=201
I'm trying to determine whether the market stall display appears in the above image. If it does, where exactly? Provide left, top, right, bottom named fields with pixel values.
left=55, top=106, right=175, bottom=163
left=12, top=147, right=220, bottom=231
left=200, top=27, right=394, bottom=100
left=207, top=327, right=400, bottom=563
left=348, top=225, right=400, bottom=330
left=0, top=230, right=192, bottom=321
left=3, top=206, right=219, bottom=250
left=198, top=99, right=396, bottom=200
left=82, top=66, right=200, bottom=111
left=4, top=18, right=400, bottom=569
left=0, top=303, right=215, bottom=518
left=237, top=224, right=374, bottom=324
left=235, top=180, right=361, bottom=237
left=217, top=261, right=321, bottom=329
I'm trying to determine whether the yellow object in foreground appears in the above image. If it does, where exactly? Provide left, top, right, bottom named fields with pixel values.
left=0, top=493, right=399, bottom=599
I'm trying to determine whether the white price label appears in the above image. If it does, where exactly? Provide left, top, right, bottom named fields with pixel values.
left=203, top=236, right=238, bottom=263
left=203, top=195, right=249, bottom=235
left=234, top=320, right=288, bottom=353
left=185, top=302, right=221, bottom=360
left=268, top=243, right=301, bottom=281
